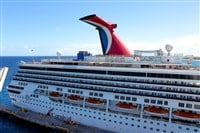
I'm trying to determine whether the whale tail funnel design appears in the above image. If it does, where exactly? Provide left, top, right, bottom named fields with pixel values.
left=80, top=14, right=131, bottom=56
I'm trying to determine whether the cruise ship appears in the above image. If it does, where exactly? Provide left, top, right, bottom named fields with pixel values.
left=7, top=14, right=200, bottom=133
left=0, top=67, right=8, bottom=92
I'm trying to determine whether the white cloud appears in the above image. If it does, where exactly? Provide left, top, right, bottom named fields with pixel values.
left=57, top=43, right=102, bottom=56
left=125, top=35, right=200, bottom=56
left=162, top=35, right=200, bottom=56
left=4, top=35, right=198, bottom=56
left=57, top=35, right=200, bottom=57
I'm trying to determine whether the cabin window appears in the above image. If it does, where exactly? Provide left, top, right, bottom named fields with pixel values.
left=144, top=99, right=149, bottom=103
left=194, top=104, right=200, bottom=109
left=120, top=96, right=125, bottom=100
left=126, top=97, right=131, bottom=101
left=151, top=99, right=156, bottom=104
left=99, top=93, right=103, bottom=97
left=178, top=102, right=184, bottom=107
left=157, top=100, right=163, bottom=105
left=186, top=103, right=192, bottom=108
left=164, top=101, right=168, bottom=105
left=115, top=95, right=119, bottom=99
left=132, top=97, right=137, bottom=101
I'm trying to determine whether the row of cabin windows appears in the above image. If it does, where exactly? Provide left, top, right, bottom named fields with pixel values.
left=8, top=89, right=21, bottom=94
left=17, top=74, right=198, bottom=100
left=37, top=85, right=48, bottom=89
left=68, top=89, right=83, bottom=94
left=16, top=73, right=200, bottom=99
left=13, top=77, right=200, bottom=102
left=18, top=70, right=199, bottom=88
left=17, top=72, right=200, bottom=95
left=30, top=94, right=39, bottom=98
left=18, top=82, right=28, bottom=86
left=56, top=87, right=63, bottom=91
left=8, top=85, right=24, bottom=90
left=178, top=102, right=200, bottom=110
left=19, top=66, right=200, bottom=80
left=115, top=95, right=137, bottom=102
left=144, top=99, right=168, bottom=105
left=89, top=92, right=103, bottom=97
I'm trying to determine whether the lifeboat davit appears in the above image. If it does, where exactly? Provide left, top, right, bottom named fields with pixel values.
left=86, top=97, right=104, bottom=105
left=116, top=102, right=137, bottom=110
left=49, top=92, right=63, bottom=97
left=67, top=95, right=83, bottom=102
left=144, top=106, right=168, bottom=116
left=173, top=110, right=200, bottom=121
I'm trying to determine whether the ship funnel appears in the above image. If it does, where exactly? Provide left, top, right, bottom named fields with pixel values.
left=80, top=14, right=131, bottom=56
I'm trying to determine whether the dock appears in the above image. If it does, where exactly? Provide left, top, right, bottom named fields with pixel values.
left=0, top=104, right=112, bottom=133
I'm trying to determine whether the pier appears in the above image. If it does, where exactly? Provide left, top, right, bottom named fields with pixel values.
left=0, top=104, right=112, bottom=133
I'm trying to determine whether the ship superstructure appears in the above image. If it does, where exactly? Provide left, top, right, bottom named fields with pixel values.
left=7, top=15, right=200, bottom=133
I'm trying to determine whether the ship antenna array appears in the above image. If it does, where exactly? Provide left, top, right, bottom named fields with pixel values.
left=31, top=49, right=35, bottom=63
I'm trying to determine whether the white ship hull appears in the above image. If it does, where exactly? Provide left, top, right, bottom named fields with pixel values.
left=8, top=78, right=200, bottom=133
left=10, top=93, right=200, bottom=133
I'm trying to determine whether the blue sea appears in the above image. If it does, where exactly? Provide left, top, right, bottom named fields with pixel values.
left=0, top=56, right=59, bottom=133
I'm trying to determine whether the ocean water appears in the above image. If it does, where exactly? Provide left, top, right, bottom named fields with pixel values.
left=0, top=56, right=59, bottom=133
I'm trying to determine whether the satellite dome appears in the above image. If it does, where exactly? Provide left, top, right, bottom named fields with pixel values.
left=56, top=50, right=63, bottom=59
left=56, top=50, right=62, bottom=56
left=165, top=44, right=173, bottom=56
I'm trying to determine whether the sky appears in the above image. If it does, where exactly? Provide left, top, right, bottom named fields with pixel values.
left=0, top=0, right=199, bottom=56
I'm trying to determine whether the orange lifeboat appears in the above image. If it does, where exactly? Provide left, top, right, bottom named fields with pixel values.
left=86, top=97, right=104, bottom=105
left=173, top=110, right=200, bottom=121
left=49, top=91, right=63, bottom=97
left=144, top=106, right=168, bottom=116
left=116, top=102, right=137, bottom=110
left=67, top=95, right=83, bottom=101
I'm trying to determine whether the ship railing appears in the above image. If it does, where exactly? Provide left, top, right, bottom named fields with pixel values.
left=39, top=58, right=200, bottom=71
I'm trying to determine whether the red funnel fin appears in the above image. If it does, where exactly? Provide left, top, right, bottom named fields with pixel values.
left=80, top=14, right=131, bottom=56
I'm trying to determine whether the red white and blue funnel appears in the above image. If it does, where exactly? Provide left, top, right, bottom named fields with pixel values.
left=80, top=14, right=131, bottom=56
